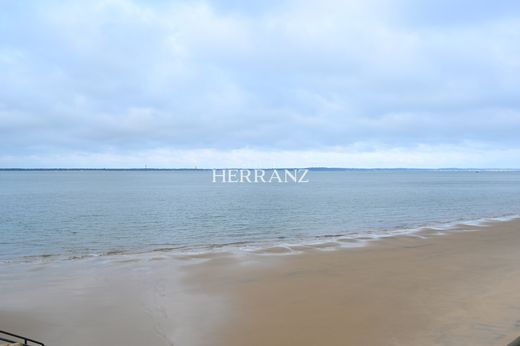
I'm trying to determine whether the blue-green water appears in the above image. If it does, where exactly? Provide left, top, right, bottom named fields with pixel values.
left=1, top=170, right=520, bottom=262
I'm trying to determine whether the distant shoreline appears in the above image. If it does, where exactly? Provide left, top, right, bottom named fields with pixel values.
left=1, top=167, right=519, bottom=171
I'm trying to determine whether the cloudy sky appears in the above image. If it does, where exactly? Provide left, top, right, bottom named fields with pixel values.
left=1, top=0, right=520, bottom=168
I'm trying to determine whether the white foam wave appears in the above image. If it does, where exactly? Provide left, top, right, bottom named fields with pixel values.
left=3, top=214, right=519, bottom=265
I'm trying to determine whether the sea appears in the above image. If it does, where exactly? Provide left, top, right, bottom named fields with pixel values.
left=1, top=169, right=520, bottom=262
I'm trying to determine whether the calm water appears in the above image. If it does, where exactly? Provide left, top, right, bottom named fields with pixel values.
left=1, top=170, right=520, bottom=262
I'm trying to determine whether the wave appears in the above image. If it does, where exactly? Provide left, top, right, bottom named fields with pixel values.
left=2, top=213, right=519, bottom=265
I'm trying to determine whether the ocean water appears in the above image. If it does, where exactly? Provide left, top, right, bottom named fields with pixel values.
left=1, top=170, right=520, bottom=262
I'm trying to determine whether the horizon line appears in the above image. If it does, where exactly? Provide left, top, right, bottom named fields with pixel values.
left=1, top=167, right=520, bottom=171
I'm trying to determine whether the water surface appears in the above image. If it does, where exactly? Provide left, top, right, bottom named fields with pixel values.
left=1, top=170, right=520, bottom=261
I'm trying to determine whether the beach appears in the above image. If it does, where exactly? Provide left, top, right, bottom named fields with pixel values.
left=3, top=0, right=520, bottom=345
left=2, top=219, right=520, bottom=345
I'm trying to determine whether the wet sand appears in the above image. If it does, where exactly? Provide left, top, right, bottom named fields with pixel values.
left=2, top=220, right=520, bottom=345
left=188, top=220, right=520, bottom=346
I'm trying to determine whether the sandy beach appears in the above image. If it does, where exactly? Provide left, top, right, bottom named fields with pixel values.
left=2, top=219, right=520, bottom=346
left=3, top=1, right=520, bottom=345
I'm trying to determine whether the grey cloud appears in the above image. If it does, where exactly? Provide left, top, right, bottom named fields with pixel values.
left=1, top=0, right=520, bottom=166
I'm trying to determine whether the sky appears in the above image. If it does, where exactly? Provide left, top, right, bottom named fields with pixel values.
left=1, top=0, right=520, bottom=168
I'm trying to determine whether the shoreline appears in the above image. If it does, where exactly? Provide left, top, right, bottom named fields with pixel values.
left=2, top=218, right=520, bottom=345
left=2, top=213, right=519, bottom=265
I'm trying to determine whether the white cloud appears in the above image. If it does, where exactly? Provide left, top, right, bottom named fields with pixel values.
left=1, top=0, right=520, bottom=167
